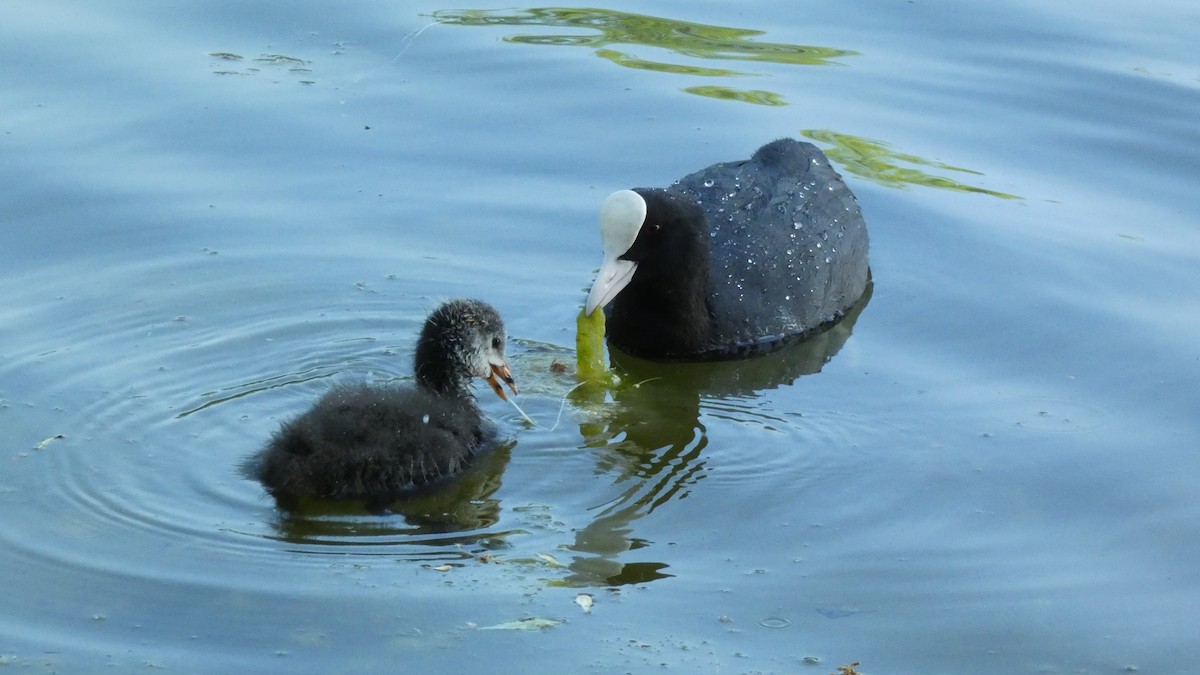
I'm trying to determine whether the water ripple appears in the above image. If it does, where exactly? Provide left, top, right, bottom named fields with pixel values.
left=0, top=257, right=560, bottom=597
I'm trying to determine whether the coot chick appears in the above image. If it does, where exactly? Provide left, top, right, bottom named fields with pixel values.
left=585, top=138, right=870, bottom=361
left=250, top=299, right=518, bottom=506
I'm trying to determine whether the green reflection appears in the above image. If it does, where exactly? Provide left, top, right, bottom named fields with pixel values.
left=555, top=286, right=873, bottom=587
left=432, top=8, right=855, bottom=67
left=432, top=7, right=857, bottom=105
left=802, top=129, right=1020, bottom=199
left=596, top=49, right=740, bottom=77
left=684, top=85, right=787, bottom=106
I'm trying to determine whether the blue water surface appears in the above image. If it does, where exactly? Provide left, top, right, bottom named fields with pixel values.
left=2, top=0, right=1198, bottom=673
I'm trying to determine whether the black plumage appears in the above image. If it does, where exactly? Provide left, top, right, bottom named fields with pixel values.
left=249, top=299, right=517, bottom=506
left=586, top=138, right=870, bottom=360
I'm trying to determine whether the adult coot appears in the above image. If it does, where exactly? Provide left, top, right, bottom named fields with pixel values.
left=585, top=138, right=869, bottom=361
left=249, top=299, right=517, bottom=506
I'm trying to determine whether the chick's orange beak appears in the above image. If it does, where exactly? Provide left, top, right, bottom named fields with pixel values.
left=485, top=362, right=518, bottom=401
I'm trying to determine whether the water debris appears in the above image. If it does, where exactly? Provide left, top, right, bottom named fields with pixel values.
left=34, top=434, right=65, bottom=451
left=478, top=617, right=563, bottom=631
left=505, top=396, right=536, bottom=426
left=255, top=54, right=310, bottom=66
left=835, top=662, right=862, bottom=675
left=574, top=593, right=593, bottom=613
left=536, top=553, right=565, bottom=568
left=210, top=52, right=314, bottom=82
left=516, top=380, right=588, bottom=433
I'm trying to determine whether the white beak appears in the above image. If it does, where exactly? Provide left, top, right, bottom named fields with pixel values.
left=584, top=189, right=646, bottom=315
left=586, top=256, right=637, bottom=315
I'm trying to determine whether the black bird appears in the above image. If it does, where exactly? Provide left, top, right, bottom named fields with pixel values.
left=250, top=299, right=517, bottom=506
left=586, top=138, right=870, bottom=361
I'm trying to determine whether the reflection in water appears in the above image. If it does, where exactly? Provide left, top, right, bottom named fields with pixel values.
left=683, top=85, right=786, bottom=106
left=244, top=282, right=869, bottom=587
left=803, top=129, right=1021, bottom=199
left=262, top=441, right=516, bottom=545
left=561, top=283, right=872, bottom=586
left=432, top=7, right=857, bottom=105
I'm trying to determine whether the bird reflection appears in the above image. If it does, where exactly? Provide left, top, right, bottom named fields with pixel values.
left=256, top=285, right=869, bottom=585
left=560, top=282, right=871, bottom=586
left=263, top=440, right=515, bottom=545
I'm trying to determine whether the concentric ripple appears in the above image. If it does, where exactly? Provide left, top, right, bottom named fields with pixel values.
left=0, top=253, right=566, bottom=596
